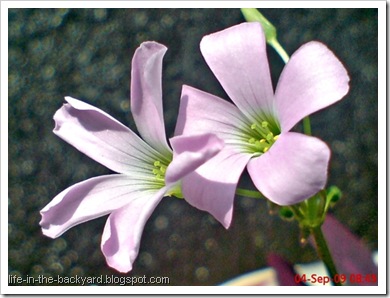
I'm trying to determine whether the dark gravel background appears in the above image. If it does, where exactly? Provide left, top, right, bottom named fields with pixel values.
left=8, top=8, right=378, bottom=286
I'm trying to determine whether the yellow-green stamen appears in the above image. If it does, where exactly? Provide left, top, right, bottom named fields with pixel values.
left=246, top=121, right=280, bottom=156
left=152, top=160, right=168, bottom=181
left=151, top=159, right=184, bottom=198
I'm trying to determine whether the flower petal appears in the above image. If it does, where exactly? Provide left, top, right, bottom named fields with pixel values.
left=175, top=85, right=251, bottom=151
left=275, top=41, right=350, bottom=132
left=267, top=253, right=305, bottom=286
left=54, top=96, right=167, bottom=175
left=318, top=214, right=378, bottom=285
left=101, top=187, right=166, bottom=273
left=131, top=41, right=172, bottom=156
left=165, top=133, right=224, bottom=185
left=40, top=174, right=161, bottom=238
left=181, top=148, right=252, bottom=229
left=200, top=22, right=275, bottom=123
left=247, top=132, right=330, bottom=205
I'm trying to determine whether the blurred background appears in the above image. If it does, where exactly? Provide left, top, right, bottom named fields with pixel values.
left=8, top=8, right=378, bottom=286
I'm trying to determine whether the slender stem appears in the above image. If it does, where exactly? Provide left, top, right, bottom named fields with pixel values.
left=269, top=38, right=290, bottom=63
left=310, top=226, right=342, bottom=286
left=303, top=116, right=312, bottom=135
left=235, top=188, right=263, bottom=199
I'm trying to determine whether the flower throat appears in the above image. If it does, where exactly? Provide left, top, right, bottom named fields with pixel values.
left=152, top=160, right=168, bottom=181
left=247, top=121, right=280, bottom=156
left=151, top=159, right=183, bottom=198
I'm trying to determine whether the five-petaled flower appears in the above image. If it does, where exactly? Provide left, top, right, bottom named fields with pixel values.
left=39, top=42, right=224, bottom=273
left=175, top=22, right=350, bottom=228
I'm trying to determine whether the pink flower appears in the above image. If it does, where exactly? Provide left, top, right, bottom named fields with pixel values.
left=175, top=22, right=350, bottom=228
left=39, top=42, right=223, bottom=273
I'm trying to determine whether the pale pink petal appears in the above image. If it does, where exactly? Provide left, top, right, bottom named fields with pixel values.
left=101, top=187, right=166, bottom=273
left=181, top=148, right=252, bottom=229
left=54, top=97, right=167, bottom=175
left=200, top=22, right=275, bottom=123
left=175, top=85, right=251, bottom=152
left=165, top=133, right=224, bottom=185
left=275, top=41, right=350, bottom=132
left=131, top=41, right=172, bottom=156
left=247, top=132, right=330, bottom=205
left=40, top=174, right=161, bottom=238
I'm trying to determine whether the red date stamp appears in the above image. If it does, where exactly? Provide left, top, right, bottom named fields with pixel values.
left=294, top=273, right=378, bottom=285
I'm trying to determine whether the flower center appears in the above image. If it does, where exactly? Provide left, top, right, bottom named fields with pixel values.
left=151, top=159, right=183, bottom=198
left=152, top=160, right=168, bottom=181
left=247, top=121, right=280, bottom=156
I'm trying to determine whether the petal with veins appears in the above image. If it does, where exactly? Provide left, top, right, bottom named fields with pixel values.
left=54, top=97, right=168, bottom=175
left=200, top=22, right=275, bottom=123
left=40, top=174, right=161, bottom=238
left=175, top=85, right=251, bottom=151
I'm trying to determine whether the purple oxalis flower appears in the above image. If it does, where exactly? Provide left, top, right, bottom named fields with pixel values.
left=175, top=22, right=350, bottom=228
left=39, top=42, right=223, bottom=273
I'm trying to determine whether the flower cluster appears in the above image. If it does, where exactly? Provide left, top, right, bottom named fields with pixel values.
left=40, top=22, right=349, bottom=273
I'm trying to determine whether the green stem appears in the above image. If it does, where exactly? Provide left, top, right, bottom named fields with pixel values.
left=310, top=226, right=342, bottom=286
left=269, top=38, right=290, bottom=63
left=303, top=116, right=312, bottom=135
left=235, top=188, right=263, bottom=199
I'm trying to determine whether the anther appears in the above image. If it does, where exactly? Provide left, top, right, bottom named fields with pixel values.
left=246, top=121, right=280, bottom=155
left=152, top=160, right=168, bottom=181
left=266, top=132, right=274, bottom=142
left=160, top=166, right=166, bottom=174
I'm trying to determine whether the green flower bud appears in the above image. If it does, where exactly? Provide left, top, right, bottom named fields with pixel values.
left=279, top=206, right=294, bottom=221
left=327, top=185, right=342, bottom=204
